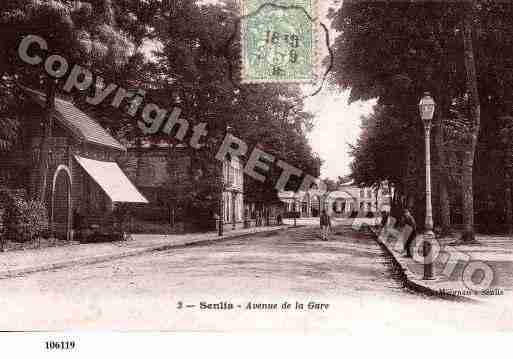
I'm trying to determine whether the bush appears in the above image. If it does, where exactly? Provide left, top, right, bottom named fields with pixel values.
left=0, top=187, right=18, bottom=241
left=4, top=197, right=49, bottom=243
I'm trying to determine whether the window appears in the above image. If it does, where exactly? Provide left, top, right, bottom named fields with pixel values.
left=224, top=193, right=230, bottom=222
left=235, top=167, right=240, bottom=187
left=238, top=194, right=244, bottom=221
left=234, top=195, right=238, bottom=221
left=360, top=189, right=365, bottom=198
left=223, top=162, right=229, bottom=184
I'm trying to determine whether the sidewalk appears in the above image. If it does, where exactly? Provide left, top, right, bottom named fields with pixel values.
left=283, top=217, right=381, bottom=227
left=375, top=229, right=513, bottom=303
left=0, top=225, right=290, bottom=280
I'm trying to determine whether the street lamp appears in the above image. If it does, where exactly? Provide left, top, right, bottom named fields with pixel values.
left=419, top=92, right=436, bottom=279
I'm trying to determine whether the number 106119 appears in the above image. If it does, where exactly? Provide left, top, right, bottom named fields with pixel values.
left=45, top=341, right=75, bottom=350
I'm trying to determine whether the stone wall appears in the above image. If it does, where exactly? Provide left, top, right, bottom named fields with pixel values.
left=116, top=148, right=246, bottom=230
left=117, top=148, right=193, bottom=223
left=117, top=148, right=191, bottom=191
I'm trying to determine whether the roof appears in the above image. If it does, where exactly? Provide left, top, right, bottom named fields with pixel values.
left=278, top=191, right=304, bottom=200
left=74, top=155, right=148, bottom=203
left=340, top=180, right=355, bottom=186
left=326, top=190, right=355, bottom=200
left=22, top=87, right=125, bottom=151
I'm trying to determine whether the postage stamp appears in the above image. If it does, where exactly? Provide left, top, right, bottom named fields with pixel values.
left=240, top=0, right=319, bottom=83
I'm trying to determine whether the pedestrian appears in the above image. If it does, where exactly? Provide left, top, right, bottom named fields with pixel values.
left=402, top=208, right=417, bottom=257
left=381, top=210, right=389, bottom=228
left=320, top=210, right=332, bottom=241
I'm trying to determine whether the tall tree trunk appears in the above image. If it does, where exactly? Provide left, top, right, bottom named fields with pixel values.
left=375, top=183, right=379, bottom=213
left=505, top=174, right=513, bottom=234
left=504, top=134, right=513, bottom=234
left=432, top=19, right=452, bottom=236
left=434, top=111, right=451, bottom=235
left=135, top=137, right=143, bottom=185
left=36, top=79, right=56, bottom=203
left=461, top=1, right=481, bottom=243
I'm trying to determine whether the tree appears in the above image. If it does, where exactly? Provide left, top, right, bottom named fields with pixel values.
left=460, top=0, right=480, bottom=242
left=329, top=1, right=466, bottom=230
left=142, top=0, right=321, bottom=213
left=0, top=0, right=134, bottom=201
left=330, top=1, right=513, bottom=237
left=0, top=76, right=20, bottom=153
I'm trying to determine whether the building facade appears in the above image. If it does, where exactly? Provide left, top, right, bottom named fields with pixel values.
left=0, top=87, right=148, bottom=240
left=222, top=157, right=244, bottom=228
left=118, top=144, right=246, bottom=231
left=278, top=180, right=392, bottom=218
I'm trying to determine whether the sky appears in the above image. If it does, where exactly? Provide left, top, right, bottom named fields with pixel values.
left=303, top=0, right=376, bottom=180
left=305, top=89, right=376, bottom=180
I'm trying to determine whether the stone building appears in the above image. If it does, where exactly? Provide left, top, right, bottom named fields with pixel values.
left=118, top=144, right=246, bottom=231
left=221, top=155, right=244, bottom=228
left=278, top=180, right=392, bottom=218
left=0, top=87, right=147, bottom=240
left=278, top=180, right=326, bottom=218
left=337, top=181, right=392, bottom=216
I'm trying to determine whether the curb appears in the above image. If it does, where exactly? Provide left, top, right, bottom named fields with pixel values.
left=0, top=226, right=290, bottom=280
left=372, top=232, right=477, bottom=303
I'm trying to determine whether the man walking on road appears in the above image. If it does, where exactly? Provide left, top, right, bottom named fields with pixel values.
left=402, top=208, right=417, bottom=257
left=320, top=210, right=332, bottom=241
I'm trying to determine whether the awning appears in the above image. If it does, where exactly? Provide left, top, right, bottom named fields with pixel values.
left=74, top=155, right=148, bottom=204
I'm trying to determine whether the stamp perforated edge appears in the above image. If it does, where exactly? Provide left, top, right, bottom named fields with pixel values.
left=238, top=0, right=321, bottom=84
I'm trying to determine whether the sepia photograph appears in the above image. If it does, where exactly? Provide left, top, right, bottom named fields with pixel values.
left=0, top=0, right=512, bottom=345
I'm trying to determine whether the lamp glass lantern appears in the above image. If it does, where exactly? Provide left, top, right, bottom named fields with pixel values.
left=419, top=92, right=436, bottom=124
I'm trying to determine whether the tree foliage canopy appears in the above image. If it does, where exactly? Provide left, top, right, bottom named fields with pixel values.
left=0, top=0, right=321, bottom=208
left=331, top=1, right=513, bottom=233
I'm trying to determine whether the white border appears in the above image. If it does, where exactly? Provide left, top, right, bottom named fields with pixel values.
left=1, top=333, right=510, bottom=358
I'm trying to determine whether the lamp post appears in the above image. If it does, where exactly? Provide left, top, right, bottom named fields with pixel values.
left=419, top=92, right=436, bottom=279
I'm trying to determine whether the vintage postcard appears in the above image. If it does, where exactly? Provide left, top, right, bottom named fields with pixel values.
left=0, top=0, right=513, bottom=347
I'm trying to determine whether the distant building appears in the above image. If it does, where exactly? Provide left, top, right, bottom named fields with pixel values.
left=278, top=180, right=392, bottom=218
left=336, top=181, right=392, bottom=216
left=278, top=180, right=326, bottom=218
